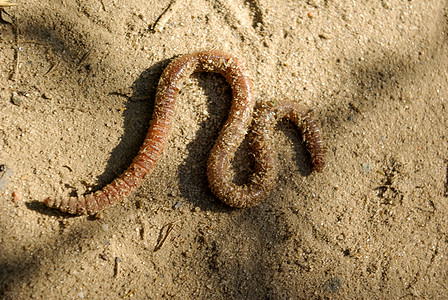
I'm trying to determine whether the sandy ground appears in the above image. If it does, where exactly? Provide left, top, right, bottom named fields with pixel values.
left=0, top=0, right=447, bottom=299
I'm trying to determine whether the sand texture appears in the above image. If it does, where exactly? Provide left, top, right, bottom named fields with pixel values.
left=1, top=0, right=448, bottom=298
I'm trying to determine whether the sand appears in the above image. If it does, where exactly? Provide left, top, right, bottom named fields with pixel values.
left=0, top=0, right=447, bottom=298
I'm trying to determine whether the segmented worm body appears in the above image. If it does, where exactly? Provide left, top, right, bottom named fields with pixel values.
left=44, top=50, right=324, bottom=215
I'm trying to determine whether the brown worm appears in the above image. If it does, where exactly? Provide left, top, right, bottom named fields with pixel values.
left=44, top=50, right=325, bottom=215
left=209, top=100, right=325, bottom=208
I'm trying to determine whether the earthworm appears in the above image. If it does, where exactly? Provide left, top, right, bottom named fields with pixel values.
left=44, top=50, right=324, bottom=215
left=209, top=100, right=325, bottom=208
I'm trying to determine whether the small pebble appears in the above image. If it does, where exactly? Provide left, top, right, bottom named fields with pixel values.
left=0, top=10, right=13, bottom=24
left=42, top=92, right=51, bottom=99
left=361, top=162, right=373, bottom=174
left=173, top=201, right=182, bottom=210
left=0, top=165, right=12, bottom=191
left=11, top=92, right=23, bottom=106
left=12, top=191, right=22, bottom=203
left=323, top=277, right=342, bottom=293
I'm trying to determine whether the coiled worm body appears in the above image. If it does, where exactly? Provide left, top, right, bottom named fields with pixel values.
left=44, top=50, right=324, bottom=215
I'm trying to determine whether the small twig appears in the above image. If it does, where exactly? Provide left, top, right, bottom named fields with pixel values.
left=100, top=0, right=107, bottom=11
left=8, top=14, right=19, bottom=81
left=154, top=221, right=178, bottom=252
left=123, top=289, right=135, bottom=298
left=0, top=0, right=17, bottom=7
left=114, top=257, right=123, bottom=278
left=76, top=48, right=92, bottom=69
left=44, top=62, right=58, bottom=76
left=151, top=0, right=186, bottom=32
left=44, top=46, right=58, bottom=76
left=444, top=159, right=448, bottom=197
